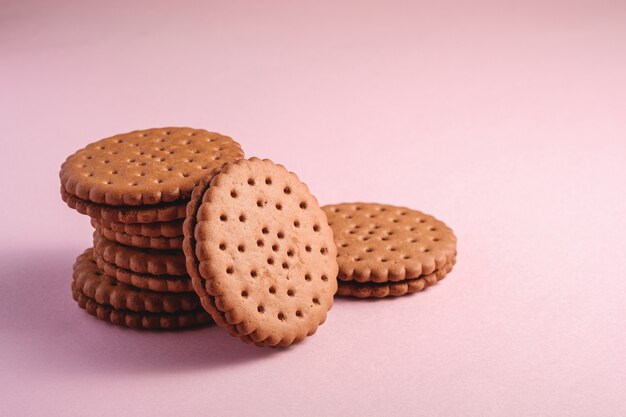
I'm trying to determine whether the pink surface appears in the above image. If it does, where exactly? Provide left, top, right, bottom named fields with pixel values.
left=1, top=1, right=625, bottom=416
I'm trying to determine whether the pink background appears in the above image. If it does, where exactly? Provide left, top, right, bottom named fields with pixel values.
left=1, top=1, right=625, bottom=416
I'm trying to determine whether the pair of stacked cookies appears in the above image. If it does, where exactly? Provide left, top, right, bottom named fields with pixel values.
left=61, top=127, right=457, bottom=346
left=60, top=127, right=244, bottom=329
left=323, top=203, right=456, bottom=298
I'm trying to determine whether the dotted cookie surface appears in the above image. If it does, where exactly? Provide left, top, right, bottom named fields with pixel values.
left=73, top=250, right=200, bottom=313
left=94, top=254, right=193, bottom=293
left=62, top=187, right=187, bottom=223
left=93, top=233, right=187, bottom=276
left=184, top=172, right=239, bottom=337
left=60, top=127, right=244, bottom=206
left=92, top=220, right=183, bottom=250
left=184, top=158, right=338, bottom=347
left=72, top=285, right=212, bottom=330
left=323, top=203, right=457, bottom=282
left=337, top=256, right=456, bottom=298
left=93, top=218, right=184, bottom=237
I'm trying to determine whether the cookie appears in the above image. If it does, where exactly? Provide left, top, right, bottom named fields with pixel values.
left=93, top=232, right=187, bottom=276
left=61, top=187, right=187, bottom=223
left=94, top=254, right=193, bottom=293
left=337, top=256, right=456, bottom=298
left=60, top=127, right=244, bottom=206
left=322, top=203, right=457, bottom=283
left=72, top=285, right=211, bottom=330
left=93, top=218, right=184, bottom=237
left=92, top=220, right=183, bottom=250
left=73, top=250, right=200, bottom=313
left=184, top=158, right=338, bottom=347
left=183, top=172, right=237, bottom=336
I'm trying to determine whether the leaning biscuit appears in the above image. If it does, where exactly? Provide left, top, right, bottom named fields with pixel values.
left=322, top=203, right=457, bottom=283
left=60, top=127, right=244, bottom=206
left=184, top=158, right=338, bottom=347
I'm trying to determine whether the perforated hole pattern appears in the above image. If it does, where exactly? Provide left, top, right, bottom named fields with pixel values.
left=323, top=203, right=457, bottom=282
left=60, top=127, right=244, bottom=206
left=193, top=158, right=338, bottom=345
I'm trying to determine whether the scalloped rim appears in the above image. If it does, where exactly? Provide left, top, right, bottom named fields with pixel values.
left=185, top=157, right=337, bottom=347
left=94, top=254, right=193, bottom=293
left=61, top=187, right=187, bottom=223
left=92, top=220, right=183, bottom=249
left=182, top=166, right=246, bottom=340
left=72, top=284, right=212, bottom=330
left=92, top=234, right=188, bottom=276
left=73, top=249, right=200, bottom=313
left=94, top=217, right=184, bottom=237
left=323, top=202, right=457, bottom=282
left=337, top=256, right=456, bottom=298
left=60, top=127, right=244, bottom=206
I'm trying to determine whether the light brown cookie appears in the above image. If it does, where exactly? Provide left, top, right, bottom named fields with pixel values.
left=94, top=254, right=193, bottom=293
left=60, top=127, right=244, bottom=206
left=93, top=232, right=187, bottom=276
left=92, top=220, right=183, bottom=250
left=72, top=285, right=211, bottom=330
left=323, top=203, right=457, bottom=283
left=61, top=187, right=187, bottom=223
left=337, top=256, right=456, bottom=298
left=184, top=158, right=338, bottom=347
left=73, top=250, right=200, bottom=313
left=93, top=218, right=184, bottom=237
left=183, top=172, right=239, bottom=337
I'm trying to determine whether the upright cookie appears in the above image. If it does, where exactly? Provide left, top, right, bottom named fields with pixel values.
left=93, top=232, right=187, bottom=276
left=184, top=158, right=338, bottom=347
left=60, top=127, right=244, bottom=206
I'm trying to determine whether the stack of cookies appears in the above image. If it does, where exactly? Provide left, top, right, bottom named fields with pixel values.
left=322, top=203, right=457, bottom=298
left=61, top=126, right=458, bottom=346
left=60, top=127, right=244, bottom=329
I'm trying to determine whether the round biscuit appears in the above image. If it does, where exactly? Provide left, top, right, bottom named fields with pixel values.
left=185, top=158, right=338, bottom=347
left=323, top=203, right=457, bottom=282
left=60, top=127, right=244, bottom=206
